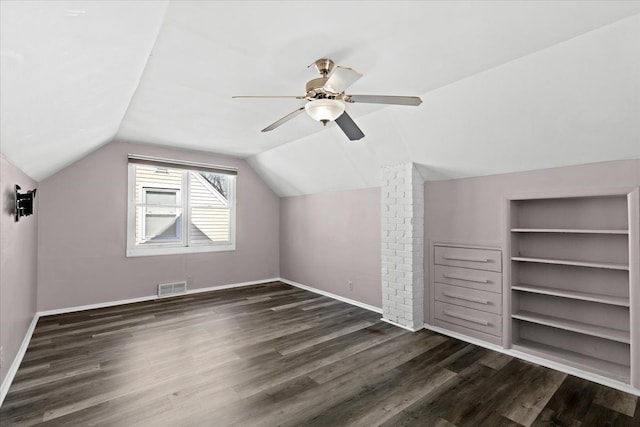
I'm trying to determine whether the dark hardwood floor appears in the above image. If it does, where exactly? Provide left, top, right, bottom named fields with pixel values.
left=1, top=282, right=638, bottom=426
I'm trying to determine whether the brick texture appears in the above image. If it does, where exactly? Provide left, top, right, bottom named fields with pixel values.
left=381, top=163, right=424, bottom=330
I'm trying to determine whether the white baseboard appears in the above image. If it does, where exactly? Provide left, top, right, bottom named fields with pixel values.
left=187, top=278, right=280, bottom=295
left=37, top=278, right=281, bottom=317
left=277, top=278, right=423, bottom=333
left=37, top=295, right=158, bottom=317
left=1, top=314, right=39, bottom=407
left=278, top=278, right=383, bottom=314
left=380, top=317, right=423, bottom=332
left=424, top=323, right=640, bottom=397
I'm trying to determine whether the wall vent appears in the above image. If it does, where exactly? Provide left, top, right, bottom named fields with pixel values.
left=158, top=281, right=187, bottom=298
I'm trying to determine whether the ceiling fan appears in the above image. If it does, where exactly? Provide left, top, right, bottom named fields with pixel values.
left=233, top=58, right=422, bottom=141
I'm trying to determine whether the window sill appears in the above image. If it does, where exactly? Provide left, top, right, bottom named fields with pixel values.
left=126, top=243, right=236, bottom=257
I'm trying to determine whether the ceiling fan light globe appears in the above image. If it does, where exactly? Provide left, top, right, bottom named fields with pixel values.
left=305, top=99, right=345, bottom=123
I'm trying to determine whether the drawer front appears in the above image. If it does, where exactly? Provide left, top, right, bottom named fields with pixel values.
left=433, top=319, right=503, bottom=346
left=435, top=265, right=502, bottom=293
left=435, top=301, right=502, bottom=337
left=435, top=246, right=502, bottom=272
left=435, top=283, right=502, bottom=315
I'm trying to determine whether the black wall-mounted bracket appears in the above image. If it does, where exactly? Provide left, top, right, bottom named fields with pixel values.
left=15, top=184, right=37, bottom=222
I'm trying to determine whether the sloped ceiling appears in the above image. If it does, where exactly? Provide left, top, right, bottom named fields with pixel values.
left=0, top=1, right=168, bottom=181
left=1, top=2, right=639, bottom=194
left=250, top=13, right=640, bottom=195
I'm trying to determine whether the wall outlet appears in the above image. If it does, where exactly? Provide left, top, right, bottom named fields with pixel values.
left=348, top=281, right=353, bottom=291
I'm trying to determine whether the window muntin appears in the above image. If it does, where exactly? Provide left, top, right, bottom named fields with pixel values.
left=127, top=162, right=236, bottom=256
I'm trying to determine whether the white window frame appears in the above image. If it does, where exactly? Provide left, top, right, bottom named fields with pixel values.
left=126, top=162, right=236, bottom=257
left=140, top=186, right=183, bottom=244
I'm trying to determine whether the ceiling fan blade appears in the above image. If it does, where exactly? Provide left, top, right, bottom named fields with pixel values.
left=335, top=111, right=365, bottom=141
left=346, top=95, right=422, bottom=106
left=323, top=66, right=363, bottom=94
left=261, top=107, right=306, bottom=132
left=233, top=95, right=305, bottom=99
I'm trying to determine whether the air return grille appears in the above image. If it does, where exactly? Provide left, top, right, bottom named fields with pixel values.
left=158, top=281, right=187, bottom=298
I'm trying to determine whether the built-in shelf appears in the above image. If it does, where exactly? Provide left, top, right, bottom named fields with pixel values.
left=508, top=191, right=638, bottom=389
left=512, top=340, right=630, bottom=383
left=513, top=310, right=630, bottom=344
left=510, top=228, right=628, bottom=234
left=512, top=284, right=629, bottom=307
left=511, top=256, right=629, bottom=271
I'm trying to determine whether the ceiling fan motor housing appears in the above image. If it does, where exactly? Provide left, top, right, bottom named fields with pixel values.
left=305, top=77, right=329, bottom=98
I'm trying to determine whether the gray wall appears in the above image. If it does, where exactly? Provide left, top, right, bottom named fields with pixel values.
left=36, top=141, right=280, bottom=311
left=423, top=158, right=640, bottom=314
left=277, top=159, right=640, bottom=314
left=280, top=187, right=381, bottom=308
left=0, top=155, right=38, bottom=386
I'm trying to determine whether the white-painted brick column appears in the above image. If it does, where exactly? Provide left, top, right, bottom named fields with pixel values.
left=381, top=163, right=424, bottom=331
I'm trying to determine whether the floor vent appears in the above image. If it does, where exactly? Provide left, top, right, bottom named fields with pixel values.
left=158, top=281, right=188, bottom=298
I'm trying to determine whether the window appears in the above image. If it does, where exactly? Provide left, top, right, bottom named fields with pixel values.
left=127, top=155, right=236, bottom=256
left=141, top=187, right=182, bottom=243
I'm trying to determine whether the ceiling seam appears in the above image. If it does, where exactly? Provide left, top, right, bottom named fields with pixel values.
left=111, top=1, right=171, bottom=142
left=412, top=11, right=640, bottom=105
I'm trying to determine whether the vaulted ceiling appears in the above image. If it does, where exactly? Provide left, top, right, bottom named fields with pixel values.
left=2, top=1, right=639, bottom=195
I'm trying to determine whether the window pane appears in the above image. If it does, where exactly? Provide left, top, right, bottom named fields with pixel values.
left=134, top=164, right=184, bottom=245
left=136, top=206, right=183, bottom=243
left=146, top=190, right=177, bottom=206
left=145, top=190, right=178, bottom=216
left=190, top=207, right=230, bottom=243
left=145, top=213, right=181, bottom=241
left=199, top=172, right=228, bottom=200
left=189, top=172, right=231, bottom=243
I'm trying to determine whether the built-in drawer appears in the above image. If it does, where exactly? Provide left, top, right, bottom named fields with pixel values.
left=434, top=283, right=502, bottom=315
left=433, top=319, right=502, bottom=346
left=435, top=301, right=502, bottom=337
left=435, top=265, right=502, bottom=294
left=435, top=246, right=502, bottom=272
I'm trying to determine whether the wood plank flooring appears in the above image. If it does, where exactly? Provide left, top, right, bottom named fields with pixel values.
left=1, top=282, right=638, bottom=426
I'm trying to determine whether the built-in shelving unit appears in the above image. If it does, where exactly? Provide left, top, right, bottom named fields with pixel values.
left=512, top=340, right=630, bottom=383
left=511, top=228, right=628, bottom=234
left=512, top=310, right=630, bottom=343
left=511, top=256, right=629, bottom=271
left=506, top=190, right=639, bottom=388
left=511, top=284, right=629, bottom=307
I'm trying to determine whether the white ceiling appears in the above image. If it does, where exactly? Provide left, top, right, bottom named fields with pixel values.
left=1, top=1, right=639, bottom=195
left=0, top=1, right=168, bottom=181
